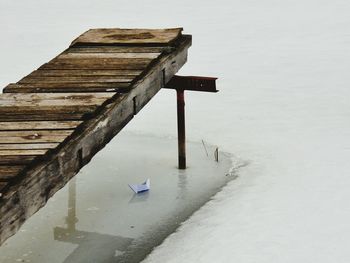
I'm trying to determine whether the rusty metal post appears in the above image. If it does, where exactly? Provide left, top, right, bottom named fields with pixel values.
left=177, top=89, right=186, bottom=169
left=166, top=75, right=218, bottom=170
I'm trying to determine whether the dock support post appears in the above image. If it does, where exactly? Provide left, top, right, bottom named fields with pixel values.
left=177, top=89, right=186, bottom=169
left=165, top=75, right=218, bottom=170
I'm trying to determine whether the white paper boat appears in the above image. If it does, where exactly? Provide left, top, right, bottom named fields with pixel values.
left=128, top=179, right=150, bottom=194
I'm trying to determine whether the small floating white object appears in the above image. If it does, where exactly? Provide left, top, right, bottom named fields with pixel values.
left=129, top=179, right=150, bottom=194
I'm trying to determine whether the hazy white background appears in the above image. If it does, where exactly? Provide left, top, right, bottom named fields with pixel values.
left=1, top=0, right=350, bottom=262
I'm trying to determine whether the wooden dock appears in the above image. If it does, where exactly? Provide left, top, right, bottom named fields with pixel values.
left=0, top=28, right=191, bottom=245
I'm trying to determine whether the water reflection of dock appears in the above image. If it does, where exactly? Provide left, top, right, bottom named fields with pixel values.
left=54, top=178, right=133, bottom=262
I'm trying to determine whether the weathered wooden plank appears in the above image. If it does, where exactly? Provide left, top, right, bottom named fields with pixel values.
left=0, top=166, right=25, bottom=182
left=0, top=156, right=37, bottom=165
left=0, top=149, right=48, bottom=156
left=0, top=121, right=81, bottom=131
left=40, top=58, right=152, bottom=70
left=0, top=182, right=8, bottom=196
left=71, top=28, right=182, bottom=46
left=48, top=57, right=153, bottom=64
left=59, top=52, right=160, bottom=59
left=0, top=130, right=72, bottom=137
left=67, top=46, right=167, bottom=53
left=19, top=76, right=134, bottom=84
left=26, top=69, right=143, bottom=77
left=0, top=130, right=71, bottom=144
left=0, top=112, right=90, bottom=121
left=4, top=83, right=129, bottom=93
left=0, top=143, right=59, bottom=150
left=0, top=92, right=113, bottom=120
left=0, top=93, right=114, bottom=106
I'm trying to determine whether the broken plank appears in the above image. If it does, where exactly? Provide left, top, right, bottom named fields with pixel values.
left=0, top=130, right=72, bottom=144
left=0, top=121, right=81, bottom=131
left=0, top=166, right=25, bottom=182
left=70, top=28, right=183, bottom=46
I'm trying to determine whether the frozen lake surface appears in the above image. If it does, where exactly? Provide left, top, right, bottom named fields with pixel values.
left=0, top=132, right=235, bottom=263
left=1, top=0, right=350, bottom=262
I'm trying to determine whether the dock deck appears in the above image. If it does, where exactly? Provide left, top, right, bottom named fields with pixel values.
left=0, top=28, right=191, bottom=245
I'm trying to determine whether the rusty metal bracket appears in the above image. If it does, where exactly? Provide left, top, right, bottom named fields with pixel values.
left=164, top=75, right=218, bottom=93
left=164, top=75, right=218, bottom=169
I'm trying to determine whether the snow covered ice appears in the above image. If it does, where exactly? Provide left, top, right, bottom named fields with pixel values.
left=1, top=0, right=350, bottom=262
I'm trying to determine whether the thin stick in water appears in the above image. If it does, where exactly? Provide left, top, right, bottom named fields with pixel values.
left=214, top=147, right=219, bottom=162
left=202, top=139, right=209, bottom=156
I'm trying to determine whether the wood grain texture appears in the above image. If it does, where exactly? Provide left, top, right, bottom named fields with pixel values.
left=0, top=93, right=114, bottom=106
left=27, top=69, right=142, bottom=77
left=0, top=111, right=90, bottom=121
left=0, top=182, right=8, bottom=194
left=0, top=149, right=48, bottom=156
left=0, top=93, right=115, bottom=120
left=59, top=52, right=160, bottom=59
left=0, top=166, right=25, bottom=182
left=4, top=83, right=129, bottom=93
left=0, top=121, right=81, bottom=131
left=19, top=76, right=134, bottom=84
left=0, top=130, right=73, bottom=143
left=40, top=58, right=152, bottom=70
left=0, top=143, right=59, bottom=150
left=0, top=156, right=37, bottom=165
left=67, top=46, right=168, bottom=53
left=71, top=28, right=182, bottom=46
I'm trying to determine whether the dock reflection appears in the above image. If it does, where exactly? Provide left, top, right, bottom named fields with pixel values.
left=54, top=178, right=133, bottom=263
